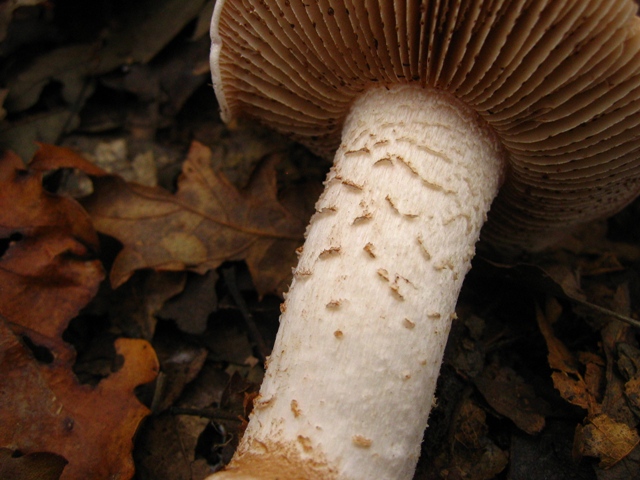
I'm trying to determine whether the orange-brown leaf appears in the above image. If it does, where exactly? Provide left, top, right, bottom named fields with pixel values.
left=0, top=320, right=159, bottom=480
left=574, top=414, right=640, bottom=468
left=82, top=141, right=310, bottom=295
left=536, top=304, right=602, bottom=414
left=0, top=148, right=104, bottom=360
left=0, top=145, right=158, bottom=479
left=30, top=143, right=109, bottom=176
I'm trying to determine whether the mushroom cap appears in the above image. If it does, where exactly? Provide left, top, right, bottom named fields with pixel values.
left=210, top=0, right=640, bottom=250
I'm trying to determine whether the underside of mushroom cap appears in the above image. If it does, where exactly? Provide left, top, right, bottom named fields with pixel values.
left=210, top=0, right=640, bottom=251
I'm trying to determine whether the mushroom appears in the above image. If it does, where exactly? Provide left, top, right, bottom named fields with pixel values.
left=206, top=1, right=640, bottom=479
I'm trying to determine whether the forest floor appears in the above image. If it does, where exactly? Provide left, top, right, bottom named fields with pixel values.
left=1, top=2, right=640, bottom=479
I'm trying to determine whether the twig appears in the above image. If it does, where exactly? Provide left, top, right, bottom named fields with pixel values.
left=222, top=266, right=271, bottom=363
left=170, top=406, right=243, bottom=422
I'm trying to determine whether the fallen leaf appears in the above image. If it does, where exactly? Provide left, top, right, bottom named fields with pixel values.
left=192, top=0, right=216, bottom=40
left=624, top=377, right=640, bottom=417
left=203, top=314, right=256, bottom=366
left=82, top=141, right=310, bottom=296
left=4, top=0, right=209, bottom=114
left=0, top=110, right=82, bottom=161
left=591, top=444, right=640, bottom=480
left=105, top=271, right=187, bottom=340
left=473, top=361, right=549, bottom=435
left=600, top=321, right=639, bottom=431
left=0, top=147, right=104, bottom=361
left=4, top=44, right=99, bottom=113
left=579, top=351, right=606, bottom=410
left=536, top=302, right=600, bottom=414
left=574, top=414, right=640, bottom=468
left=0, top=320, right=159, bottom=480
left=99, top=36, right=210, bottom=120
left=454, top=397, right=489, bottom=448
left=0, top=145, right=159, bottom=479
left=101, top=0, right=209, bottom=65
left=159, top=270, right=219, bottom=335
left=151, top=329, right=209, bottom=413
left=442, top=397, right=509, bottom=480
left=134, top=413, right=212, bottom=480
left=616, top=343, right=640, bottom=418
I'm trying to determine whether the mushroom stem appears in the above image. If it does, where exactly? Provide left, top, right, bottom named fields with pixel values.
left=209, top=85, right=507, bottom=480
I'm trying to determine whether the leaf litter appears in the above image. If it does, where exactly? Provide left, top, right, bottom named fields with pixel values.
left=1, top=3, right=640, bottom=479
left=80, top=140, right=311, bottom=296
left=0, top=148, right=159, bottom=479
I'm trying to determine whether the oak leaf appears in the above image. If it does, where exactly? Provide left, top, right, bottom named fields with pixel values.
left=0, top=146, right=104, bottom=360
left=82, top=141, right=310, bottom=296
left=0, top=323, right=158, bottom=479
left=0, top=145, right=159, bottom=479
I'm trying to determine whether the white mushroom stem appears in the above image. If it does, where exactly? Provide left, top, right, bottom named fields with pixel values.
left=208, top=85, right=506, bottom=480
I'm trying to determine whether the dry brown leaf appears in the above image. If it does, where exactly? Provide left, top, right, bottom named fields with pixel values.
left=0, top=146, right=105, bottom=361
left=473, top=361, right=548, bottom=435
left=574, top=414, right=640, bottom=468
left=626, top=378, right=640, bottom=418
left=151, top=331, right=209, bottom=413
left=0, top=320, right=159, bottom=480
left=4, top=0, right=208, bottom=113
left=135, top=412, right=212, bottom=480
left=536, top=303, right=601, bottom=414
left=580, top=352, right=606, bottom=411
left=441, top=397, right=509, bottom=480
left=29, top=142, right=109, bottom=176
left=105, top=271, right=187, bottom=340
left=82, top=141, right=309, bottom=296
left=159, top=270, right=219, bottom=335
left=550, top=371, right=596, bottom=413
left=0, top=145, right=159, bottom=479
left=600, top=321, right=639, bottom=431
left=614, top=343, right=640, bottom=418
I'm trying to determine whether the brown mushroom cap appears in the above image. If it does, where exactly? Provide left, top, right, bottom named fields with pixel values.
left=211, top=0, right=640, bottom=250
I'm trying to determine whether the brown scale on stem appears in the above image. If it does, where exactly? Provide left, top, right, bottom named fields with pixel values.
left=326, top=300, right=342, bottom=309
left=373, top=156, right=392, bottom=166
left=341, top=178, right=364, bottom=190
left=363, top=242, right=376, bottom=258
left=291, top=400, right=302, bottom=418
left=403, top=318, right=416, bottom=329
left=385, top=195, right=419, bottom=217
left=344, top=147, right=371, bottom=156
left=319, top=247, right=341, bottom=259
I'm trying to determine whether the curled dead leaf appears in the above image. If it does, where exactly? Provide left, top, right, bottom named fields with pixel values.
left=536, top=303, right=601, bottom=415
